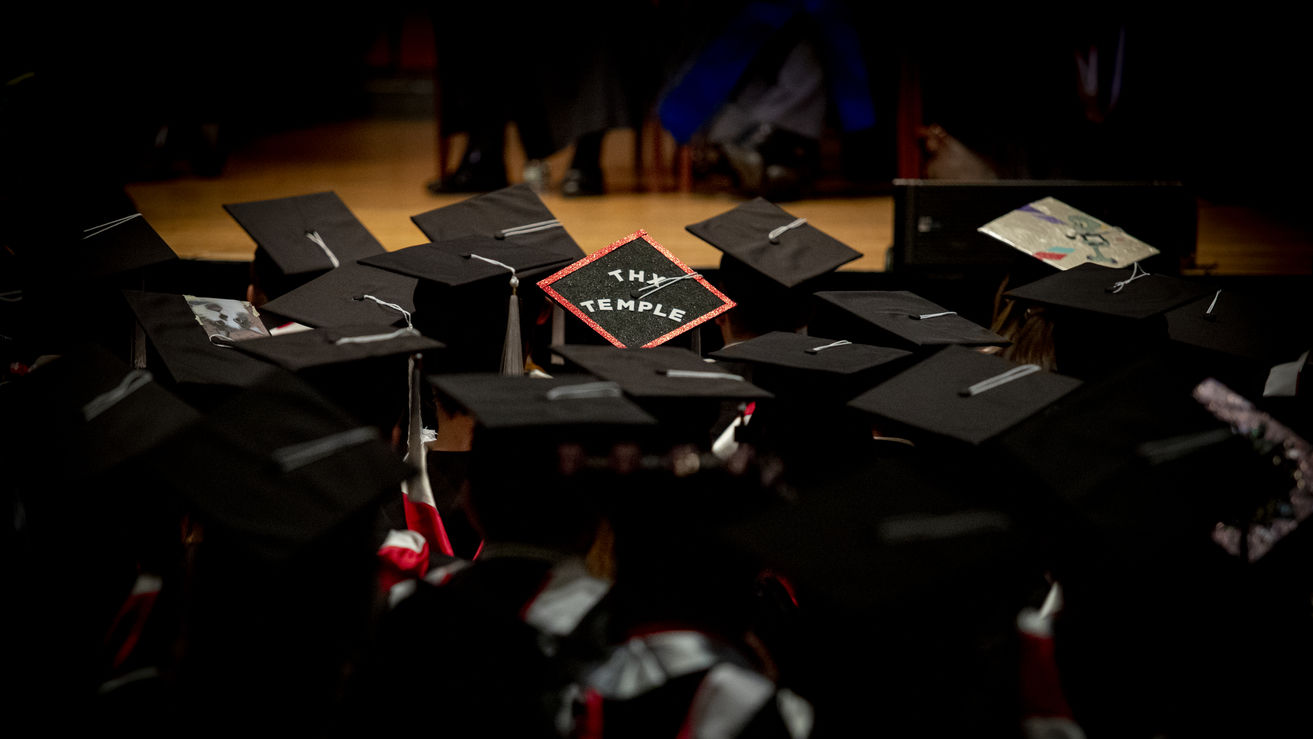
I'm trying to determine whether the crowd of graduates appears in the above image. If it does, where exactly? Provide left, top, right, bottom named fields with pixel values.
left=3, top=181, right=1311, bottom=738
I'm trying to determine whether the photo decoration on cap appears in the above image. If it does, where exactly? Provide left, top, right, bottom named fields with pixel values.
left=537, top=230, right=734, bottom=348
left=978, top=197, right=1160, bottom=270
left=185, top=295, right=269, bottom=346
left=848, top=345, right=1082, bottom=446
left=1192, top=378, right=1311, bottom=563
left=684, top=197, right=862, bottom=287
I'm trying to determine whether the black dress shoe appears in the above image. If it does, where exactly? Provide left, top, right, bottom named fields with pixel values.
left=425, top=156, right=509, bottom=194
left=561, top=167, right=605, bottom=197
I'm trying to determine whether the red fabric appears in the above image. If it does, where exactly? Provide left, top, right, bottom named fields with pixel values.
left=104, top=583, right=160, bottom=670
left=403, top=492, right=454, bottom=558
left=377, top=537, right=430, bottom=591
left=1018, top=630, right=1075, bottom=720
left=575, top=688, right=605, bottom=739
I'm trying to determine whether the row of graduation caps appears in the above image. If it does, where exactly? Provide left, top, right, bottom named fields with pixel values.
left=10, top=183, right=1311, bottom=575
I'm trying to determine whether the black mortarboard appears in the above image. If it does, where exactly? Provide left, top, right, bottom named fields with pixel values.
left=361, top=235, right=569, bottom=289
left=231, top=324, right=440, bottom=373
left=848, top=345, right=1082, bottom=446
left=20, top=212, right=179, bottom=290
left=11, top=213, right=179, bottom=354
left=223, top=191, right=385, bottom=299
left=811, top=290, right=1010, bottom=351
left=709, top=331, right=913, bottom=394
left=553, top=344, right=772, bottom=449
left=149, top=370, right=415, bottom=563
left=258, top=261, right=419, bottom=330
left=1165, top=286, right=1311, bottom=371
left=0, top=344, right=199, bottom=486
left=553, top=344, right=772, bottom=402
left=684, top=197, right=862, bottom=288
left=123, top=290, right=273, bottom=393
left=1002, top=262, right=1214, bottom=380
left=1004, top=262, right=1212, bottom=320
left=1161, top=285, right=1313, bottom=402
left=232, top=325, right=442, bottom=433
left=363, top=236, right=572, bottom=373
left=537, top=230, right=734, bottom=348
left=718, top=453, right=1025, bottom=734
left=429, top=373, right=658, bottom=433
left=708, top=332, right=916, bottom=466
left=410, top=183, right=585, bottom=262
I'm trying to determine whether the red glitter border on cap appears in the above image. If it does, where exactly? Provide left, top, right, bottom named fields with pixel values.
left=537, top=229, right=735, bottom=349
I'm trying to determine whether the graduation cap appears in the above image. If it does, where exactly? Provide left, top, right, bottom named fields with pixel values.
left=1001, top=262, right=1214, bottom=379
left=1163, top=286, right=1313, bottom=398
left=232, top=324, right=442, bottom=432
left=257, top=261, right=419, bottom=330
left=11, top=213, right=179, bottom=353
left=708, top=332, right=916, bottom=465
left=709, top=331, right=912, bottom=398
left=410, top=183, right=585, bottom=262
left=848, top=345, right=1082, bottom=446
left=718, top=453, right=1025, bottom=733
left=429, top=373, right=658, bottom=549
left=537, top=229, right=734, bottom=348
left=430, top=373, right=658, bottom=434
left=223, top=191, right=385, bottom=300
left=1004, top=262, right=1211, bottom=320
left=123, top=290, right=273, bottom=396
left=21, top=212, right=179, bottom=290
left=977, top=196, right=1162, bottom=271
left=363, top=235, right=573, bottom=374
left=811, top=290, right=1010, bottom=351
left=148, top=370, right=415, bottom=562
left=0, top=343, right=200, bottom=487
left=685, top=198, right=862, bottom=287
left=553, top=344, right=771, bottom=402
left=553, top=344, right=771, bottom=449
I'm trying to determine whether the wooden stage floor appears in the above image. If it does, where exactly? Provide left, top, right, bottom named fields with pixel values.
left=127, top=119, right=1313, bottom=277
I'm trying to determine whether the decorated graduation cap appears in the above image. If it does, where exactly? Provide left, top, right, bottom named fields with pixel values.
left=363, top=235, right=572, bottom=374
left=977, top=196, right=1161, bottom=271
left=410, top=183, right=585, bottom=262
left=537, top=229, right=734, bottom=348
left=123, top=290, right=273, bottom=399
left=811, top=290, right=1009, bottom=351
left=223, top=191, right=385, bottom=300
left=848, top=345, right=1082, bottom=446
left=685, top=197, right=862, bottom=287
left=258, top=262, right=419, bottom=330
